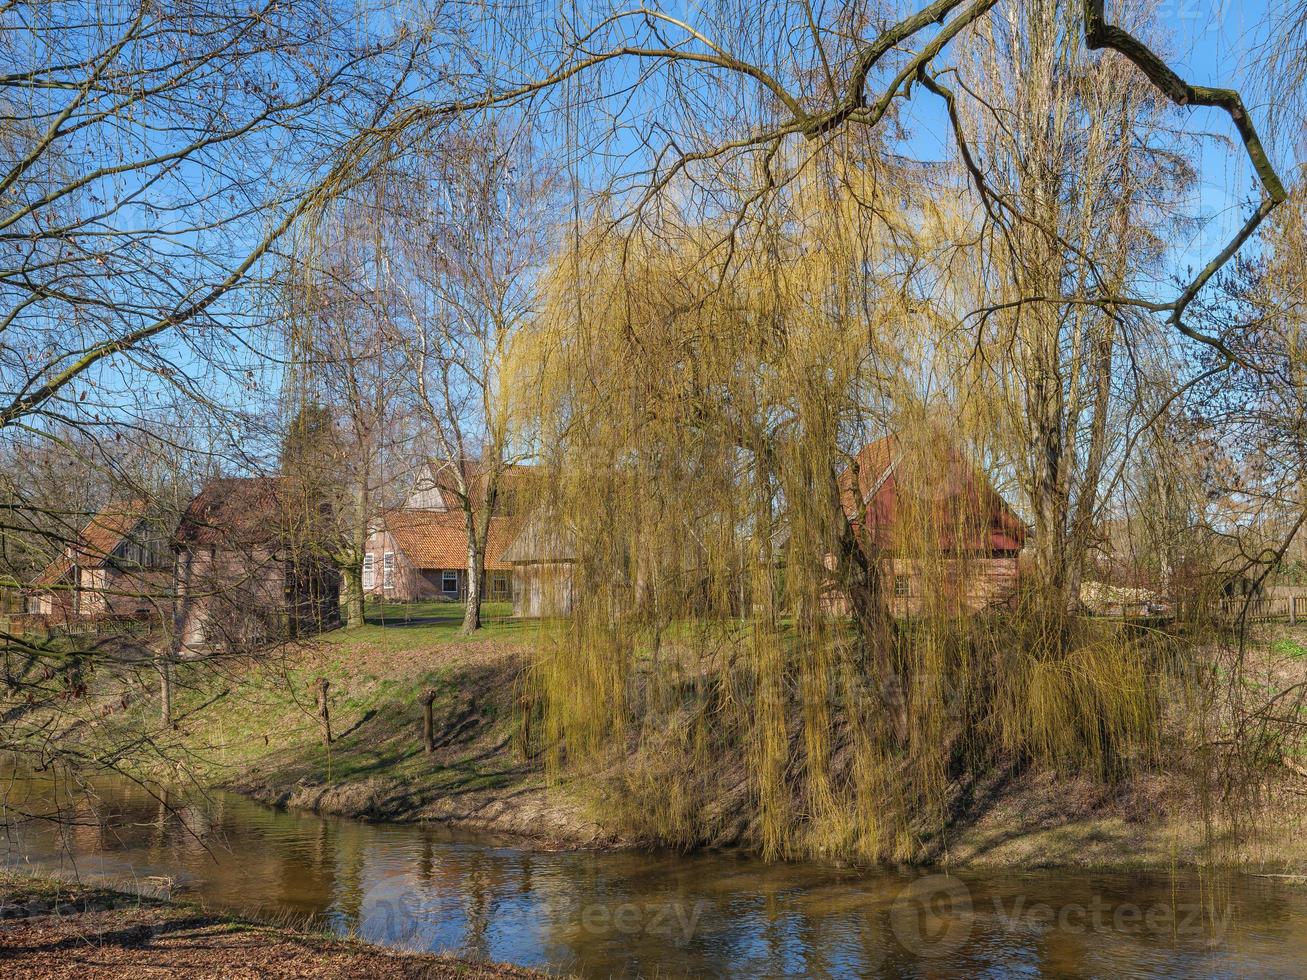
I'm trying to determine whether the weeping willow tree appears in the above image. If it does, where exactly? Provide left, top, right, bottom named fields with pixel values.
left=505, top=115, right=1187, bottom=860
left=461, top=0, right=1306, bottom=867
left=1185, top=183, right=1307, bottom=820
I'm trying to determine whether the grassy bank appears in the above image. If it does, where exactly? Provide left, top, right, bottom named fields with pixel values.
left=75, top=604, right=1307, bottom=870
left=0, top=870, right=550, bottom=978
left=150, top=600, right=612, bottom=845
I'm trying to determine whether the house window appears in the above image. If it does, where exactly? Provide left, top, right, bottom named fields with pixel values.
left=362, top=554, right=374, bottom=590
left=492, top=572, right=510, bottom=598
left=894, top=574, right=912, bottom=598
left=442, top=570, right=458, bottom=595
left=382, top=552, right=395, bottom=590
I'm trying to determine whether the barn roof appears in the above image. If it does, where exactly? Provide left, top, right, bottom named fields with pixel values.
left=499, top=512, right=576, bottom=564
left=175, top=477, right=291, bottom=548
left=382, top=509, right=520, bottom=571
left=30, top=498, right=150, bottom=588
left=837, top=434, right=1026, bottom=557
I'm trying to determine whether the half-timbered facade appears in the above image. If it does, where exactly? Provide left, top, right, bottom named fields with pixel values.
left=24, top=499, right=172, bottom=625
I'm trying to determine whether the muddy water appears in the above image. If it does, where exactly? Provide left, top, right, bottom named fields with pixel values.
left=3, top=772, right=1306, bottom=978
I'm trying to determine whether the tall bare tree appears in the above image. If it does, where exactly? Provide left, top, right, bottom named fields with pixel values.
left=285, top=192, right=415, bottom=629
left=385, top=121, right=555, bottom=633
left=938, top=0, right=1195, bottom=617
left=0, top=0, right=426, bottom=817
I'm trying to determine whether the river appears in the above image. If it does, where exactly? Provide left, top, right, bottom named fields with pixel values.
left=2, top=771, right=1306, bottom=977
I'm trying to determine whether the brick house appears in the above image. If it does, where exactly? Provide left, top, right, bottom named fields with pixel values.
left=364, top=509, right=518, bottom=602
left=173, top=477, right=339, bottom=651
left=362, top=460, right=527, bottom=603
left=24, top=498, right=173, bottom=625
left=829, top=435, right=1027, bottom=616
left=380, top=459, right=573, bottom=615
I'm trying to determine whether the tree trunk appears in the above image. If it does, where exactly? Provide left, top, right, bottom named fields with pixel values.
left=829, top=467, right=908, bottom=746
left=163, top=548, right=188, bottom=727
left=462, top=506, right=482, bottom=634
left=839, top=527, right=909, bottom=746
left=342, top=475, right=370, bottom=629
left=1033, top=408, right=1068, bottom=599
left=159, top=655, right=172, bottom=727
left=1023, top=223, right=1073, bottom=633
left=1065, top=332, right=1113, bottom=612
left=317, top=677, right=331, bottom=746
left=341, top=561, right=365, bottom=629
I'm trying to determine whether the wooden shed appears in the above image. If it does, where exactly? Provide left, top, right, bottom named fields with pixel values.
left=827, top=435, right=1027, bottom=616
left=499, top=516, right=575, bottom=618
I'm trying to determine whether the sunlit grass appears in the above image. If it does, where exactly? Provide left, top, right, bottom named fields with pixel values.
left=320, top=600, right=529, bottom=653
left=1272, top=637, right=1307, bottom=660
left=143, top=601, right=552, bottom=794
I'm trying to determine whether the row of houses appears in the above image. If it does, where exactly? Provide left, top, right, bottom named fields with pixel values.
left=360, top=436, right=1028, bottom=618
left=20, top=436, right=1031, bottom=648
left=19, top=462, right=579, bottom=647
left=22, top=478, right=340, bottom=650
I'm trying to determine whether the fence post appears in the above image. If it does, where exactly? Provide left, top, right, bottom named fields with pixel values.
left=421, top=688, right=436, bottom=753
left=317, top=677, right=331, bottom=746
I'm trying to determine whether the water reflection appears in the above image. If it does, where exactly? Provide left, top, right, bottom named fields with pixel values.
left=2, top=772, right=1306, bottom=978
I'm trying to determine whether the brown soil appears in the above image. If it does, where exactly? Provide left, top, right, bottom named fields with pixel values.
left=0, top=873, right=553, bottom=979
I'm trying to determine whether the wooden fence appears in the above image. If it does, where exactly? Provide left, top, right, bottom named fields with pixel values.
left=1219, top=595, right=1307, bottom=624
left=3, top=610, right=159, bottom=641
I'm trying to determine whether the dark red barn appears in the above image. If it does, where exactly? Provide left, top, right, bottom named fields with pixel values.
left=831, top=434, right=1027, bottom=616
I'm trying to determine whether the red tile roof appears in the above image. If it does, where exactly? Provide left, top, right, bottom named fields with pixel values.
left=838, top=434, right=1026, bottom=557
left=175, top=477, right=290, bottom=547
left=383, top=509, right=520, bottom=571
left=30, top=498, right=150, bottom=588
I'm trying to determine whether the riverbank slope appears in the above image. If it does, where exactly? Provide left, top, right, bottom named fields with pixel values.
left=165, top=603, right=616, bottom=848
left=133, top=603, right=1307, bottom=871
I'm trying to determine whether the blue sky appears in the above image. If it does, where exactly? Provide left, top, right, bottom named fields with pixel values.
left=62, top=0, right=1297, bottom=478
left=1164, top=0, right=1288, bottom=277
left=881, top=0, right=1292, bottom=308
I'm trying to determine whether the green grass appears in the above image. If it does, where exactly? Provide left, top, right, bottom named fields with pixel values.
left=323, top=599, right=530, bottom=653
left=144, top=600, right=545, bottom=805
left=1272, top=637, right=1307, bottom=660
left=365, top=598, right=513, bottom=623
